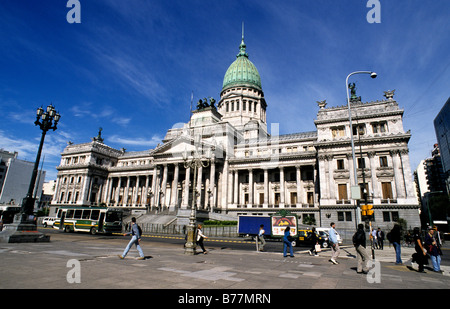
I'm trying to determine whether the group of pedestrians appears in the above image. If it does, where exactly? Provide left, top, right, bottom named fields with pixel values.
left=411, top=226, right=444, bottom=273
left=370, top=227, right=385, bottom=250
left=117, top=217, right=444, bottom=276
left=354, top=222, right=444, bottom=274
left=258, top=222, right=341, bottom=262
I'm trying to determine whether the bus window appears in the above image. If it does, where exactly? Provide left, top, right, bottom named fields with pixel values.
left=74, top=210, right=82, bottom=219
left=91, top=210, right=100, bottom=220
left=57, top=209, right=62, bottom=218
left=66, top=210, right=74, bottom=218
left=82, top=210, right=91, bottom=219
left=106, top=211, right=121, bottom=222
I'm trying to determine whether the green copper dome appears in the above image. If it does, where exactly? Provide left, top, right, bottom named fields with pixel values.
left=222, top=38, right=262, bottom=91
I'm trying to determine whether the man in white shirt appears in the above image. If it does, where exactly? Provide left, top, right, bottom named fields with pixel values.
left=258, top=224, right=266, bottom=251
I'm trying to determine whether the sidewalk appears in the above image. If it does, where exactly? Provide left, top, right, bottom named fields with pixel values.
left=0, top=232, right=448, bottom=291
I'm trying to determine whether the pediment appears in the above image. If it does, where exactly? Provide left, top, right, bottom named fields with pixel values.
left=152, top=135, right=214, bottom=158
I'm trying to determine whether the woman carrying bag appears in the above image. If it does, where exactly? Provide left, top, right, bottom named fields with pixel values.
left=309, top=227, right=320, bottom=256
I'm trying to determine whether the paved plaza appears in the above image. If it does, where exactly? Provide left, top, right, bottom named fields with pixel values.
left=0, top=232, right=449, bottom=294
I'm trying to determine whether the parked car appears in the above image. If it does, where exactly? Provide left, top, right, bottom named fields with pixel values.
left=42, top=217, right=56, bottom=227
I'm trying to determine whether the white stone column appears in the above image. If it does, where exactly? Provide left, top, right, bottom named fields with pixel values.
left=197, top=165, right=203, bottom=209
left=151, top=166, right=158, bottom=207
left=161, top=164, right=168, bottom=207
left=264, top=168, right=269, bottom=207
left=124, top=176, right=130, bottom=206
left=182, top=166, right=190, bottom=209
left=209, top=160, right=215, bottom=210
left=248, top=168, right=253, bottom=206
left=296, top=165, right=302, bottom=206
left=171, top=163, right=179, bottom=209
left=234, top=169, right=239, bottom=206
left=280, top=166, right=285, bottom=206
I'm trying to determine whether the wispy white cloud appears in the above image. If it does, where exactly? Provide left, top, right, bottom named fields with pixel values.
left=107, top=134, right=163, bottom=148
left=70, top=102, right=131, bottom=127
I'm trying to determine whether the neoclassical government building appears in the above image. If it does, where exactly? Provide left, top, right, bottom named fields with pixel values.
left=50, top=36, right=420, bottom=229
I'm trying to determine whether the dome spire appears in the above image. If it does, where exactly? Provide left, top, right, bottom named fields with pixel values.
left=238, top=21, right=248, bottom=58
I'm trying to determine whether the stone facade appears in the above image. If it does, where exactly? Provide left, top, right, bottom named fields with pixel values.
left=50, top=40, right=420, bottom=230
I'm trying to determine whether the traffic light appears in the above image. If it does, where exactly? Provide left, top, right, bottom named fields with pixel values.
left=366, top=204, right=374, bottom=216
left=361, top=204, right=374, bottom=220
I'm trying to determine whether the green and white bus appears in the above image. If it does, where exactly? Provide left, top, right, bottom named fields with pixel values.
left=54, top=206, right=123, bottom=235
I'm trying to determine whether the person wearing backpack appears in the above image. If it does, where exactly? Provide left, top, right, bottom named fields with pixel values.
left=353, top=224, right=369, bottom=274
left=118, top=217, right=145, bottom=260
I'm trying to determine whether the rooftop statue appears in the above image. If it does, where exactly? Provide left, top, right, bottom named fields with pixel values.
left=196, top=97, right=216, bottom=110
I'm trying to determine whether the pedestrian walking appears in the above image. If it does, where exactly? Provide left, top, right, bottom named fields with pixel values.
left=118, top=217, right=145, bottom=260
left=353, top=223, right=369, bottom=274
left=411, top=227, right=427, bottom=272
left=389, top=224, right=402, bottom=264
left=283, top=226, right=294, bottom=258
left=257, top=224, right=266, bottom=251
left=371, top=229, right=378, bottom=249
left=329, top=222, right=340, bottom=264
left=377, top=227, right=384, bottom=250
left=196, top=224, right=208, bottom=254
left=309, top=227, right=319, bottom=256
left=425, top=227, right=443, bottom=273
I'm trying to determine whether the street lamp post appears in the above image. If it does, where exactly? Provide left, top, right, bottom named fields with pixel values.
left=21, top=105, right=61, bottom=220
left=0, top=104, right=60, bottom=243
left=346, top=71, right=376, bottom=226
left=182, top=144, right=212, bottom=255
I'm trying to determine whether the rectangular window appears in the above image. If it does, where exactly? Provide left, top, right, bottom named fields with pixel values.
left=74, top=209, right=82, bottom=219
left=383, top=211, right=399, bottom=222
left=338, top=184, right=348, bottom=200
left=379, top=156, right=388, bottom=167
left=337, top=211, right=352, bottom=221
left=337, top=159, right=345, bottom=169
left=381, top=182, right=393, bottom=200
left=91, top=210, right=100, bottom=220
left=331, top=126, right=345, bottom=138
left=307, top=192, right=314, bottom=205
left=353, top=124, right=366, bottom=136
left=290, top=192, right=297, bottom=204
left=82, top=210, right=91, bottom=219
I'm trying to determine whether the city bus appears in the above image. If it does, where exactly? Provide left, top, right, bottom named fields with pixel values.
left=54, top=206, right=123, bottom=235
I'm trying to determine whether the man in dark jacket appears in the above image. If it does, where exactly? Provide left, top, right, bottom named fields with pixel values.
left=353, top=223, right=369, bottom=274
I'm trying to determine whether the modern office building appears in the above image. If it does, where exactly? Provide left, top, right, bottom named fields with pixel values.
left=0, top=149, right=45, bottom=209
left=434, top=97, right=450, bottom=196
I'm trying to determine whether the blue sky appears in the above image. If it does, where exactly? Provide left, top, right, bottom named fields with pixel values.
left=0, top=0, right=449, bottom=181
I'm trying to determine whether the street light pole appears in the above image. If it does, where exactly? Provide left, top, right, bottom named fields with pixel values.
left=21, top=104, right=61, bottom=222
left=1, top=104, right=60, bottom=243
left=346, top=71, right=376, bottom=226
left=182, top=144, right=212, bottom=255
